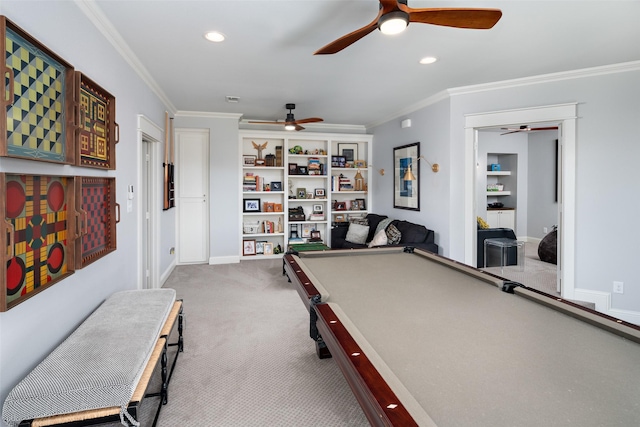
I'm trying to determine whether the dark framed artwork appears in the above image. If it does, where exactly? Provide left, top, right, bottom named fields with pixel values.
left=394, top=142, right=420, bottom=211
left=243, top=198, right=261, bottom=212
left=338, top=143, right=358, bottom=163
left=271, top=181, right=282, bottom=191
left=75, top=177, right=119, bottom=269
left=1, top=174, right=77, bottom=311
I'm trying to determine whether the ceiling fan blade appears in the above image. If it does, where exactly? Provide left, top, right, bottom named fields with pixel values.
left=294, top=117, right=324, bottom=125
left=314, top=3, right=392, bottom=55
left=530, top=127, right=559, bottom=131
left=294, top=124, right=305, bottom=131
left=408, top=8, right=502, bottom=29
left=500, top=130, right=521, bottom=135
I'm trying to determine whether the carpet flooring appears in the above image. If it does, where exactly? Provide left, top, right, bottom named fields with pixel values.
left=116, top=260, right=369, bottom=426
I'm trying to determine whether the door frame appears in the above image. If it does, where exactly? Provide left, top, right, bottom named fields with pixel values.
left=137, top=115, right=162, bottom=288
left=464, top=103, right=577, bottom=298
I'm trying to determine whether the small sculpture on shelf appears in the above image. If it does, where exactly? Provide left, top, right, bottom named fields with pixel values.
left=252, top=141, right=268, bottom=159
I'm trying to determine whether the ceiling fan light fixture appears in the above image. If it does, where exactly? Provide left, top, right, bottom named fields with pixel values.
left=378, top=11, right=409, bottom=35
left=284, top=124, right=296, bottom=131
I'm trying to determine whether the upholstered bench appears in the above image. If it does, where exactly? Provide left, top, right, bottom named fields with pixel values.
left=2, top=289, right=184, bottom=427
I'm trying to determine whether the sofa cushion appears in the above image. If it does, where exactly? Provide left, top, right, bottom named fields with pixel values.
left=395, top=220, right=428, bottom=244
left=345, top=223, right=369, bottom=244
left=365, top=214, right=389, bottom=242
left=374, top=218, right=394, bottom=236
left=368, top=229, right=388, bottom=247
left=386, top=224, right=402, bottom=245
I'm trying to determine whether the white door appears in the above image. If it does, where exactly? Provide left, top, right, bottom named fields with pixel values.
left=176, top=129, right=209, bottom=264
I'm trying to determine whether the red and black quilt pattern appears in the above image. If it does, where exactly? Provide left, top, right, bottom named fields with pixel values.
left=5, top=175, right=70, bottom=306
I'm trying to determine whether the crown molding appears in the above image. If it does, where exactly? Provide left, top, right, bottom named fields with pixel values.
left=176, top=111, right=243, bottom=120
left=75, top=0, right=176, bottom=113
left=448, top=60, right=640, bottom=97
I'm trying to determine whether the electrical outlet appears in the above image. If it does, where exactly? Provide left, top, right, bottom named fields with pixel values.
left=613, top=281, right=624, bottom=294
left=543, top=227, right=548, bottom=234
left=170, top=247, right=175, bottom=255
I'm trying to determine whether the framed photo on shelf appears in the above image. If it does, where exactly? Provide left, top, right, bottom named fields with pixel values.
left=314, top=188, right=325, bottom=198
left=356, top=198, right=366, bottom=210
left=289, top=163, right=298, bottom=175
left=297, top=166, right=308, bottom=175
left=354, top=160, right=367, bottom=168
left=256, top=240, right=267, bottom=254
left=271, top=181, right=282, bottom=191
left=394, top=142, right=420, bottom=211
left=338, top=143, right=358, bottom=163
left=313, top=204, right=323, bottom=213
left=243, top=155, right=256, bottom=166
left=331, top=156, right=346, bottom=168
left=334, top=214, right=346, bottom=222
left=335, top=201, right=347, bottom=211
left=296, top=188, right=307, bottom=199
left=243, top=198, right=261, bottom=212
left=263, top=243, right=274, bottom=255
left=302, top=224, right=314, bottom=238
left=243, top=240, right=256, bottom=256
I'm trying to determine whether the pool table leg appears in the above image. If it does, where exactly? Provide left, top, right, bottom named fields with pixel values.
left=310, top=299, right=332, bottom=359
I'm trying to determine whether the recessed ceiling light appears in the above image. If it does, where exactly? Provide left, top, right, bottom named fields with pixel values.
left=204, top=31, right=225, bottom=42
left=419, top=56, right=437, bottom=65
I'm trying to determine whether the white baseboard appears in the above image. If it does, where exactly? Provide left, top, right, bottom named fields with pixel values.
left=209, top=255, right=240, bottom=265
left=160, top=260, right=176, bottom=287
left=573, top=288, right=640, bottom=325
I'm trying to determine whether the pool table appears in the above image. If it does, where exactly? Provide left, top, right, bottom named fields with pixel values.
left=283, top=247, right=640, bottom=427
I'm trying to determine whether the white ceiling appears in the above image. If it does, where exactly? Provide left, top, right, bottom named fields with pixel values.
left=89, top=0, right=640, bottom=128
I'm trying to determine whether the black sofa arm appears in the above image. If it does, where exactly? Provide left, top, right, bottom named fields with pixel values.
left=330, top=224, right=350, bottom=249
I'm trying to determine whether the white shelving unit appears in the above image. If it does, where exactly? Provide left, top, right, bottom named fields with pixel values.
left=239, top=130, right=372, bottom=258
left=486, top=153, right=517, bottom=229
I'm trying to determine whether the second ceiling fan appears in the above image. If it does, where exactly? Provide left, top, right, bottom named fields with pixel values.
left=315, top=0, right=502, bottom=55
left=501, top=125, right=559, bottom=135
left=249, top=104, right=323, bottom=131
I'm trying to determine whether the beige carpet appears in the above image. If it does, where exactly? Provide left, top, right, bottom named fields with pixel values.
left=111, top=260, right=369, bottom=426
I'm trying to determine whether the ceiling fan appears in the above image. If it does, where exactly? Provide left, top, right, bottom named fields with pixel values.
left=314, top=0, right=502, bottom=55
left=500, top=125, right=559, bottom=135
left=249, top=104, right=323, bottom=131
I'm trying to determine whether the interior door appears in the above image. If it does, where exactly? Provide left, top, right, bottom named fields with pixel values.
left=176, top=129, right=210, bottom=264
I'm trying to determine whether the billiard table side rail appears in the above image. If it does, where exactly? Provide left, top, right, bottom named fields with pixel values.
left=314, top=302, right=436, bottom=427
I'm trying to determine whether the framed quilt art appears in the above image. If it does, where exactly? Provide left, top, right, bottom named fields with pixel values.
left=75, top=177, right=119, bottom=268
left=74, top=73, right=118, bottom=169
left=1, top=173, right=77, bottom=311
left=0, top=16, right=76, bottom=164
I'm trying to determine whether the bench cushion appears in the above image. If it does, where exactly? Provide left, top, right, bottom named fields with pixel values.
left=2, top=289, right=176, bottom=426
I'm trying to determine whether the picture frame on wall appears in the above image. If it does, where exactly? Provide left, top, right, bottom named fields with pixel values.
left=394, top=142, right=420, bottom=211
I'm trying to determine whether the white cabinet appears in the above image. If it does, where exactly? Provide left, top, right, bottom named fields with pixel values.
left=487, top=209, right=515, bottom=229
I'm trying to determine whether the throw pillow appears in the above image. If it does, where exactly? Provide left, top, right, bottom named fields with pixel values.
left=368, top=229, right=388, bottom=247
left=477, top=216, right=490, bottom=229
left=349, top=217, right=369, bottom=226
left=345, top=223, right=370, bottom=244
left=385, top=224, right=402, bottom=244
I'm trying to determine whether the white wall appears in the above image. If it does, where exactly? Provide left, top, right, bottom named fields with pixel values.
left=527, top=132, right=558, bottom=239
left=0, top=2, right=169, bottom=419
left=369, top=98, right=451, bottom=255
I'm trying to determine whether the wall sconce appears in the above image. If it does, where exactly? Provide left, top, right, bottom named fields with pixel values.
left=403, top=156, right=439, bottom=181
left=378, top=169, right=385, bottom=176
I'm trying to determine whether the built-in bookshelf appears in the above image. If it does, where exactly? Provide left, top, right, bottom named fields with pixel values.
left=239, top=131, right=372, bottom=258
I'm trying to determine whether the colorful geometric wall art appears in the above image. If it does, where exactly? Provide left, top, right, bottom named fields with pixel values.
left=1, top=16, right=76, bottom=164
left=1, top=174, right=76, bottom=311
left=75, top=177, right=118, bottom=268
left=75, top=73, right=118, bottom=169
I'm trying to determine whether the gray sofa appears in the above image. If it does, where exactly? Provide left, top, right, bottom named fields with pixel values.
left=331, top=213, right=438, bottom=254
